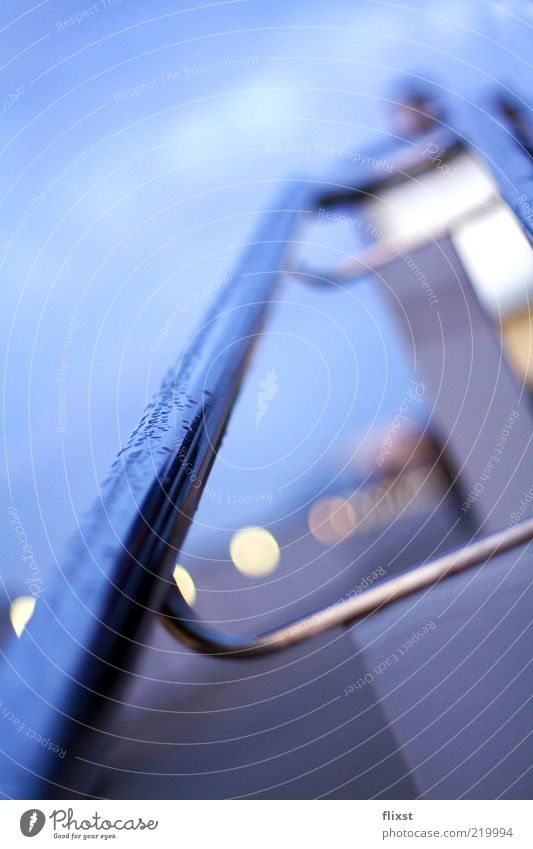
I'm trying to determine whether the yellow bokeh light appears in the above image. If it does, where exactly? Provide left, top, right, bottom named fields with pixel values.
left=9, top=596, right=36, bottom=638
left=229, top=526, right=280, bottom=577
left=173, top=565, right=197, bottom=606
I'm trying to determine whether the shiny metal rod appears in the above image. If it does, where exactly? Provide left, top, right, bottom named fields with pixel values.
left=162, top=517, right=533, bottom=657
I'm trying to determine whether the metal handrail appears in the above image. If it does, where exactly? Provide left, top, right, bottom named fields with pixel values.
left=162, top=517, right=533, bottom=656
left=153, top=134, right=533, bottom=655
left=64, top=118, right=533, bottom=666
left=155, top=123, right=533, bottom=655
